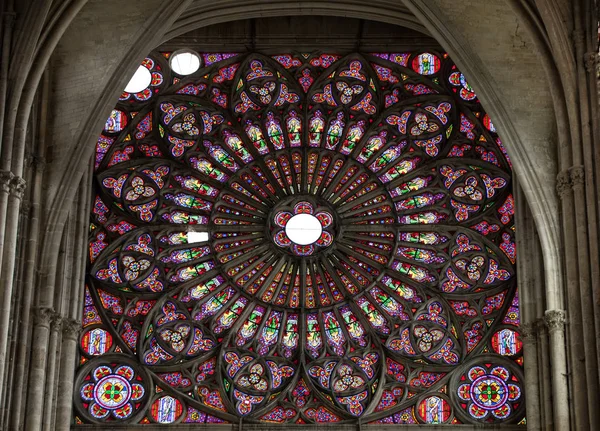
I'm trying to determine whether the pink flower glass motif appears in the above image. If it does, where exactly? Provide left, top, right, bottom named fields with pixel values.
left=125, top=176, right=155, bottom=201
left=332, top=365, right=366, bottom=392
left=410, top=112, right=439, bottom=136
left=171, top=113, right=200, bottom=137
left=122, top=255, right=151, bottom=281
left=456, top=256, right=485, bottom=281
left=272, top=201, right=333, bottom=256
left=80, top=364, right=145, bottom=420
left=413, top=325, right=445, bottom=352
left=336, top=81, right=363, bottom=104
left=159, top=324, right=191, bottom=353
left=454, top=176, right=483, bottom=201
left=250, top=82, right=276, bottom=104
left=236, top=363, right=268, bottom=391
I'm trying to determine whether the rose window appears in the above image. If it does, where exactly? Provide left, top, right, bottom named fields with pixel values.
left=77, top=359, right=149, bottom=421
left=81, top=50, right=523, bottom=425
left=452, top=360, right=523, bottom=422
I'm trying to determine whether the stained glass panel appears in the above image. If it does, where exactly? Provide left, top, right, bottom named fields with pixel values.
left=78, top=49, right=522, bottom=425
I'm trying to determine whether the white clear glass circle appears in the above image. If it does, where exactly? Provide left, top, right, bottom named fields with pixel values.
left=170, top=51, right=201, bottom=75
left=124, top=65, right=152, bottom=93
left=285, top=214, right=322, bottom=245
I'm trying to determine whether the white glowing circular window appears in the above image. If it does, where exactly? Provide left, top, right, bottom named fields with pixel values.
left=124, top=65, right=152, bottom=93
left=170, top=51, right=201, bottom=76
left=285, top=213, right=322, bottom=245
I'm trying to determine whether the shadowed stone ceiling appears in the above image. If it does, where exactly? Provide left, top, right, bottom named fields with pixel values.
left=160, top=16, right=441, bottom=53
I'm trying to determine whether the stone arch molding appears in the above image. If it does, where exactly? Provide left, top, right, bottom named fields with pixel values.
left=47, top=0, right=561, bottom=277
left=36, top=0, right=564, bottom=427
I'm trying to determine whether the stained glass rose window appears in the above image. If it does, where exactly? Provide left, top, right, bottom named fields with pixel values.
left=80, top=49, right=522, bottom=425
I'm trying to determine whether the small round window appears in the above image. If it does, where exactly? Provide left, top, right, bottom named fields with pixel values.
left=169, top=50, right=201, bottom=75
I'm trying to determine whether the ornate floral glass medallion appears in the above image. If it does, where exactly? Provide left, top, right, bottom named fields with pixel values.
left=272, top=200, right=333, bottom=255
left=79, top=49, right=523, bottom=426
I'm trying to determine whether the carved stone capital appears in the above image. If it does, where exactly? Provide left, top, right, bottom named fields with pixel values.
left=544, top=309, right=566, bottom=333
left=9, top=176, right=26, bottom=199
left=569, top=165, right=585, bottom=188
left=583, top=52, right=599, bottom=74
left=519, top=321, right=538, bottom=342
left=34, top=306, right=55, bottom=328
left=61, top=318, right=82, bottom=340
left=0, top=170, right=14, bottom=194
left=51, top=312, right=63, bottom=332
left=556, top=170, right=571, bottom=198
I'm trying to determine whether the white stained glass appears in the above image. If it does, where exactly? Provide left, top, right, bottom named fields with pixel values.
left=187, top=231, right=209, bottom=243
left=124, top=65, right=152, bottom=93
left=285, top=214, right=322, bottom=245
left=170, top=51, right=201, bottom=75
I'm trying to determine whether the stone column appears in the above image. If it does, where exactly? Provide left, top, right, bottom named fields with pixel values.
left=569, top=165, right=600, bottom=421
left=525, top=315, right=554, bottom=428
left=24, top=306, right=54, bottom=431
left=9, top=158, right=45, bottom=430
left=556, top=169, right=586, bottom=430
left=42, top=312, right=62, bottom=431
left=1, top=197, right=31, bottom=427
left=513, top=179, right=557, bottom=429
left=583, top=50, right=600, bottom=372
left=0, top=170, right=14, bottom=426
left=0, top=170, right=13, bottom=270
left=544, top=309, right=568, bottom=427
left=0, top=173, right=25, bottom=406
left=570, top=5, right=600, bottom=426
left=520, top=319, right=543, bottom=430
left=54, top=317, right=80, bottom=431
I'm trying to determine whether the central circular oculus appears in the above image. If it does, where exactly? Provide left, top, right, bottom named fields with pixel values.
left=285, top=213, right=323, bottom=245
left=270, top=199, right=335, bottom=256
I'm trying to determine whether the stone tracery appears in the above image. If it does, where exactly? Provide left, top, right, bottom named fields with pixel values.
left=78, top=50, right=523, bottom=425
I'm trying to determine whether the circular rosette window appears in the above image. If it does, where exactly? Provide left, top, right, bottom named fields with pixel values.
left=271, top=199, right=334, bottom=255
left=140, top=299, right=216, bottom=366
left=439, top=232, right=513, bottom=294
left=440, top=162, right=509, bottom=223
left=91, top=235, right=165, bottom=294
left=98, top=162, right=215, bottom=225
left=87, top=50, right=521, bottom=425
left=307, top=352, right=380, bottom=417
left=75, top=356, right=150, bottom=423
left=386, top=300, right=461, bottom=365
left=91, top=229, right=217, bottom=295
left=222, top=351, right=295, bottom=417
left=450, top=358, right=524, bottom=423
left=207, top=148, right=395, bottom=310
